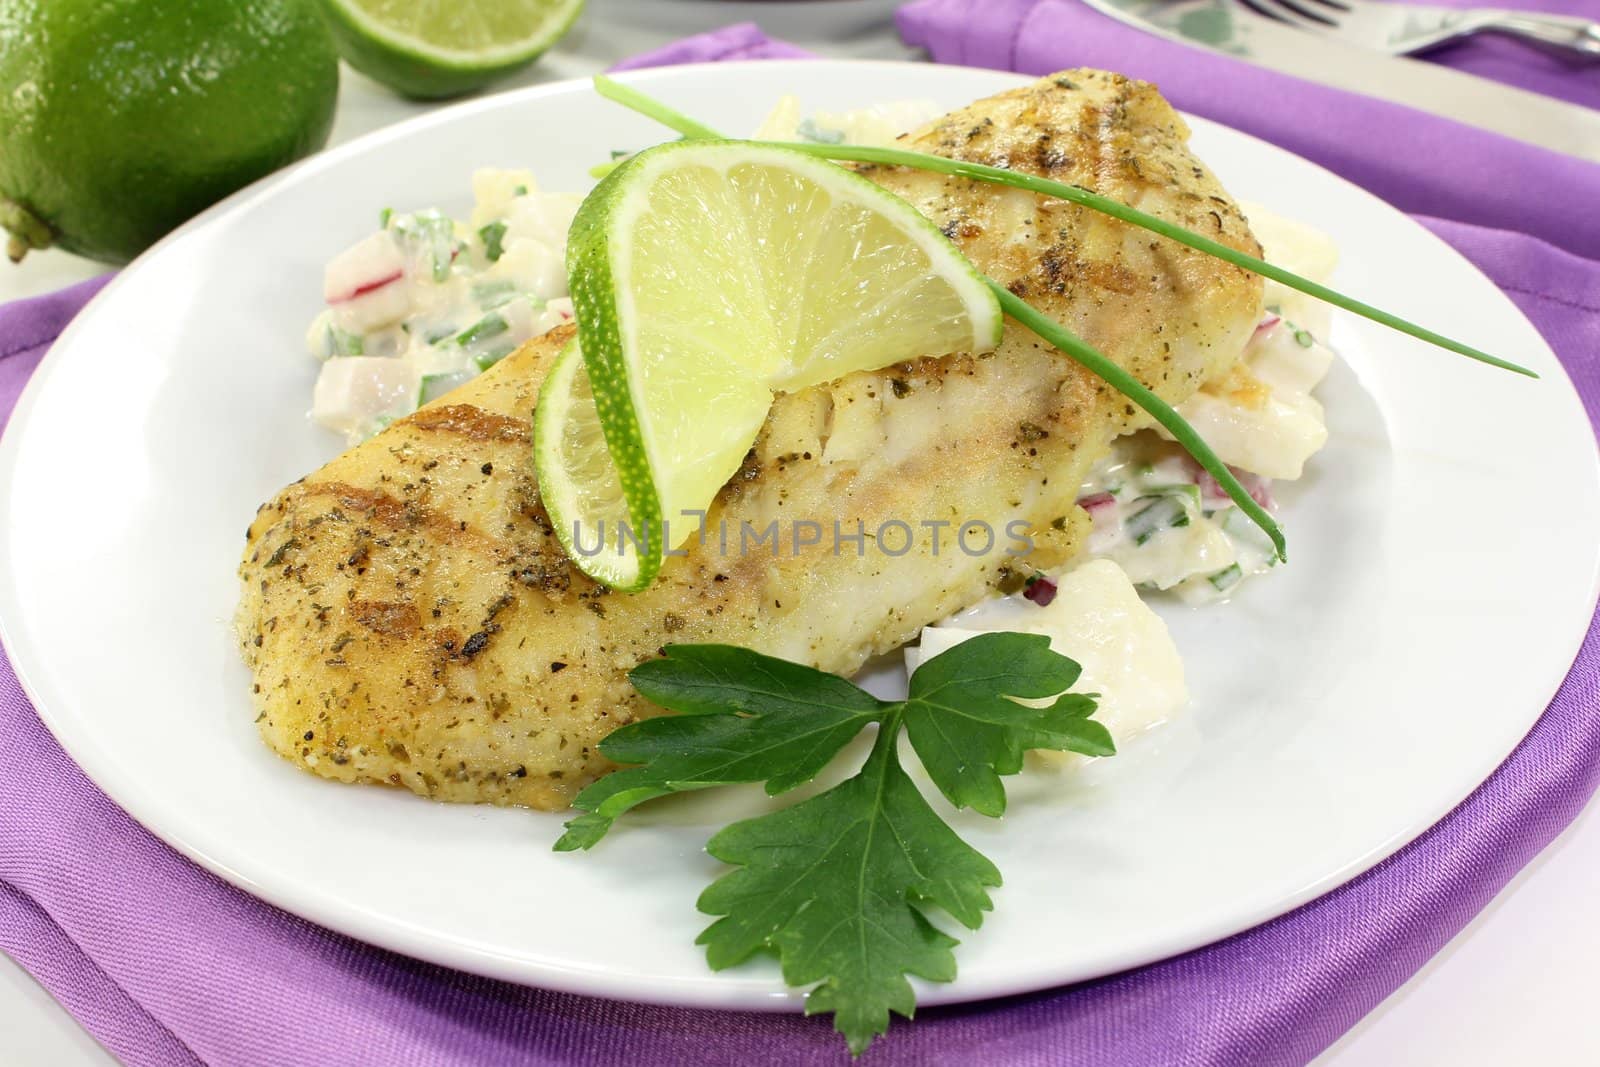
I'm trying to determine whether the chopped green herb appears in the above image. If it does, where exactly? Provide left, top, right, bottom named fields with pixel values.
left=558, top=636, right=1110, bottom=1054
left=456, top=311, right=508, bottom=348
left=473, top=343, right=516, bottom=371
left=513, top=183, right=529, bottom=195
left=797, top=118, right=845, bottom=144
left=378, top=206, right=392, bottom=228
left=608, top=149, right=629, bottom=160
left=325, top=325, right=364, bottom=357
left=418, top=370, right=473, bottom=407
left=1146, top=483, right=1203, bottom=509
left=391, top=209, right=456, bottom=282
left=471, top=279, right=518, bottom=309
left=1126, top=495, right=1191, bottom=546
left=1294, top=328, right=1314, bottom=348
left=1208, top=563, right=1244, bottom=591
left=479, top=220, right=508, bottom=262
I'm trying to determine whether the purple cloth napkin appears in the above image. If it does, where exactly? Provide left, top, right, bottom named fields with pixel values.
left=900, top=0, right=1600, bottom=261
left=4, top=22, right=1600, bottom=1067
left=609, top=21, right=815, bottom=71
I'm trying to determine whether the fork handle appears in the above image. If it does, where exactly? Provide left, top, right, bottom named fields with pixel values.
left=1482, top=11, right=1600, bottom=56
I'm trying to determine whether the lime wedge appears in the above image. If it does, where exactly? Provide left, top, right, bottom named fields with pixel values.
left=534, top=338, right=656, bottom=590
left=545, top=140, right=1002, bottom=591
left=318, top=0, right=586, bottom=99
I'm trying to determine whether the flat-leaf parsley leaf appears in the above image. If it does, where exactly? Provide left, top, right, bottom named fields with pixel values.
left=556, top=632, right=1112, bottom=1054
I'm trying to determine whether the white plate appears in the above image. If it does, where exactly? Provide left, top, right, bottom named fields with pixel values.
left=2, top=61, right=1598, bottom=1011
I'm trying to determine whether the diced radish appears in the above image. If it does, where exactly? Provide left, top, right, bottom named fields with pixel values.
left=331, top=283, right=412, bottom=334
left=1199, top=467, right=1274, bottom=509
left=1022, top=576, right=1058, bottom=607
left=1077, top=492, right=1117, bottom=517
left=324, top=232, right=407, bottom=304
left=532, top=297, right=575, bottom=336
left=311, top=356, right=417, bottom=436
left=1243, top=473, right=1275, bottom=510
left=1253, top=314, right=1282, bottom=336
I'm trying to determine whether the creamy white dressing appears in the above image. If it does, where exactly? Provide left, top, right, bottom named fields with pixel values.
left=306, top=168, right=579, bottom=442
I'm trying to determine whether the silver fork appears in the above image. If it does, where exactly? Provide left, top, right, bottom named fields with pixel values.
left=1237, top=0, right=1600, bottom=56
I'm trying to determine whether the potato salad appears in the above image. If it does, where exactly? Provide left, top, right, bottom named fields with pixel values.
left=1074, top=204, right=1340, bottom=604
left=306, top=169, right=578, bottom=443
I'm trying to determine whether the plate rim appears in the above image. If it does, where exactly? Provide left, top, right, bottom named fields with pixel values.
left=3, top=58, right=1598, bottom=1011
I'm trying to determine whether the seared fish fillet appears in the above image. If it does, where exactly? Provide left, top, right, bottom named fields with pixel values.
left=237, top=70, right=1263, bottom=811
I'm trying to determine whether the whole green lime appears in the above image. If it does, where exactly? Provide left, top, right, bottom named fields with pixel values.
left=0, top=0, right=340, bottom=265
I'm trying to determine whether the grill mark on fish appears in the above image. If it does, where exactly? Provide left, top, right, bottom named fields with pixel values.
left=350, top=600, right=420, bottom=637
left=298, top=481, right=502, bottom=553
left=403, top=404, right=530, bottom=443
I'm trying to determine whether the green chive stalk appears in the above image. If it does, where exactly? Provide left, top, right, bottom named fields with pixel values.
left=593, top=75, right=1532, bottom=379
left=767, top=141, right=1534, bottom=379
left=993, top=283, right=1284, bottom=558
left=594, top=75, right=723, bottom=141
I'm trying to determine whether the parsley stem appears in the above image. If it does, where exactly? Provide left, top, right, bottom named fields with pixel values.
left=992, top=283, right=1285, bottom=559
left=593, top=74, right=1534, bottom=379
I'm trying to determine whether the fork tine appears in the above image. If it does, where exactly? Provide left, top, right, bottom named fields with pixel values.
left=1235, top=0, right=1296, bottom=26
left=1267, top=0, right=1343, bottom=26
left=1236, top=0, right=1341, bottom=29
left=1299, top=0, right=1354, bottom=11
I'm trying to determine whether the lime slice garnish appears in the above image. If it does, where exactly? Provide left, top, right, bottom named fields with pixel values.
left=318, top=0, right=586, bottom=99
left=534, top=337, right=655, bottom=590
left=543, top=140, right=1002, bottom=591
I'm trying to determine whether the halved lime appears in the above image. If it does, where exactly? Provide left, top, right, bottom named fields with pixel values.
left=545, top=140, right=1002, bottom=591
left=318, top=0, right=586, bottom=100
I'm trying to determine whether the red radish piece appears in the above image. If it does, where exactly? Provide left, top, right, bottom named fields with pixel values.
left=1253, top=314, right=1282, bottom=336
left=1023, top=576, right=1058, bottom=607
left=1077, top=492, right=1117, bottom=518
left=1199, top=467, right=1274, bottom=509
left=324, top=232, right=407, bottom=304
left=332, top=270, right=403, bottom=304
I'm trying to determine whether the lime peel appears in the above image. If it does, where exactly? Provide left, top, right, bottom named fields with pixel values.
left=535, top=338, right=661, bottom=591
left=319, top=0, right=586, bottom=99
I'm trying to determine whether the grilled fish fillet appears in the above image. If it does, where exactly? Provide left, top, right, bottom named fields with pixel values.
left=236, top=70, right=1263, bottom=811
